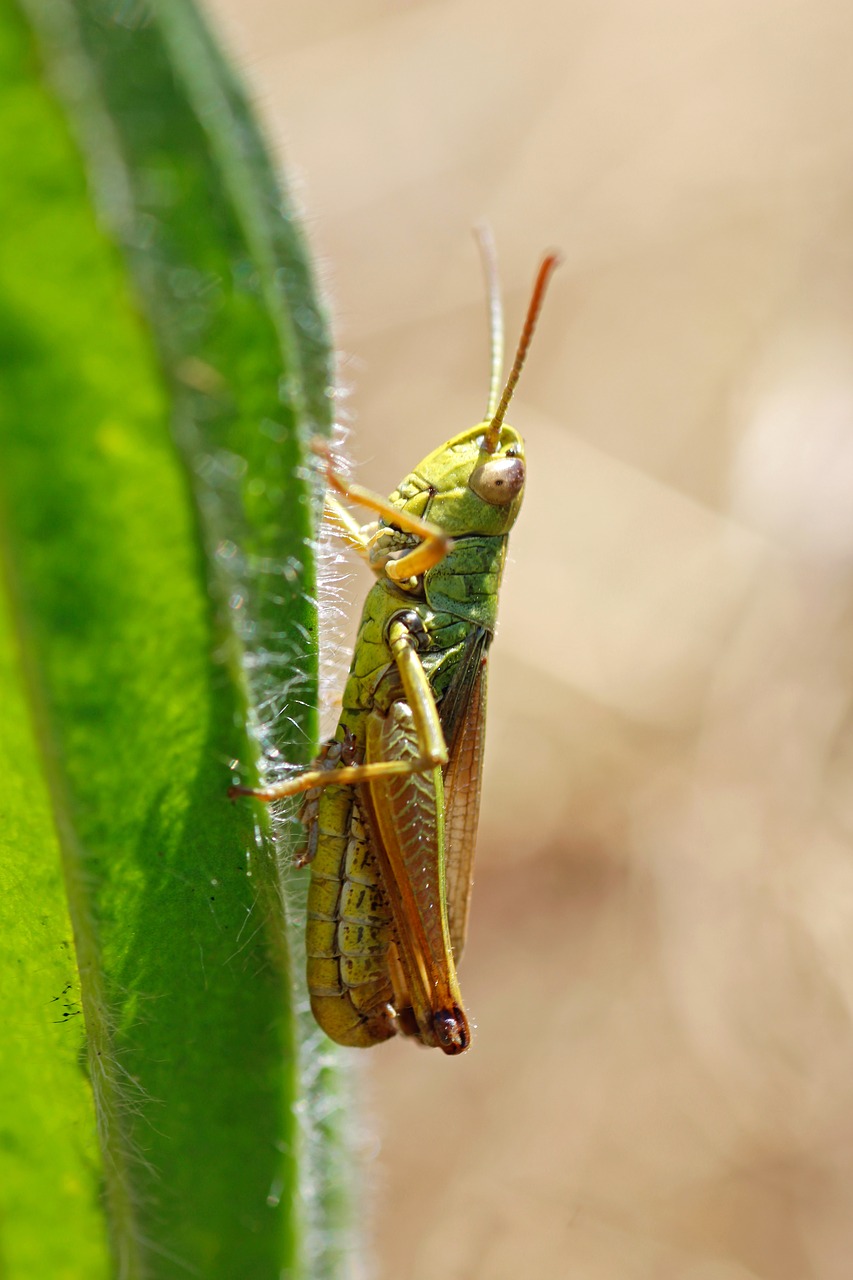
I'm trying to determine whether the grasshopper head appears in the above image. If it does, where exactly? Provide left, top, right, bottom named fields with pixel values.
left=402, top=421, right=526, bottom=537
left=391, top=247, right=558, bottom=540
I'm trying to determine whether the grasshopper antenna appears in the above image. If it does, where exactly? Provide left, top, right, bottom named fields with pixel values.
left=483, top=250, right=561, bottom=454
left=474, top=224, right=505, bottom=421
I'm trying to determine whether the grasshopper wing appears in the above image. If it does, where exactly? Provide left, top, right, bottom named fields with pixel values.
left=440, top=630, right=490, bottom=961
left=361, top=702, right=470, bottom=1054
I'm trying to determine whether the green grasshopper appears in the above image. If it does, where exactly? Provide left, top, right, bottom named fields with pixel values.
left=231, top=238, right=559, bottom=1054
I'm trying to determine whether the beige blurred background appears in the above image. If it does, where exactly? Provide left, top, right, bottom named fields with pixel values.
left=206, top=3, right=853, bottom=1276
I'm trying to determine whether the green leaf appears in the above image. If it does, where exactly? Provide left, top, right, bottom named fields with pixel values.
left=0, top=2, right=349, bottom=1277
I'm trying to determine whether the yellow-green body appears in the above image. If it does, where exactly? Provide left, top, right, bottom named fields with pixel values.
left=305, top=526, right=507, bottom=1047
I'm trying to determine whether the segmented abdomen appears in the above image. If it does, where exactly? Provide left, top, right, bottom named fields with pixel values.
left=304, top=780, right=396, bottom=1046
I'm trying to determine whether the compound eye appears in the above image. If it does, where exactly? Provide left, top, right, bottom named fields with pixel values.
left=468, top=456, right=525, bottom=507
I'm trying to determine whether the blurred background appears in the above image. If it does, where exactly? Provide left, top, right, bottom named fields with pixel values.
left=206, top=3, right=853, bottom=1276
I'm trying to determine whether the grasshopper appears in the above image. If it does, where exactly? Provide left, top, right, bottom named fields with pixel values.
left=231, top=237, right=559, bottom=1054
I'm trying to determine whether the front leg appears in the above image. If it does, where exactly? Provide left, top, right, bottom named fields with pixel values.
left=312, top=441, right=453, bottom=583
left=323, top=492, right=377, bottom=563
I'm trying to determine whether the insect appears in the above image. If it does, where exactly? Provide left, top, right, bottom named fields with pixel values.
left=231, top=235, right=559, bottom=1054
